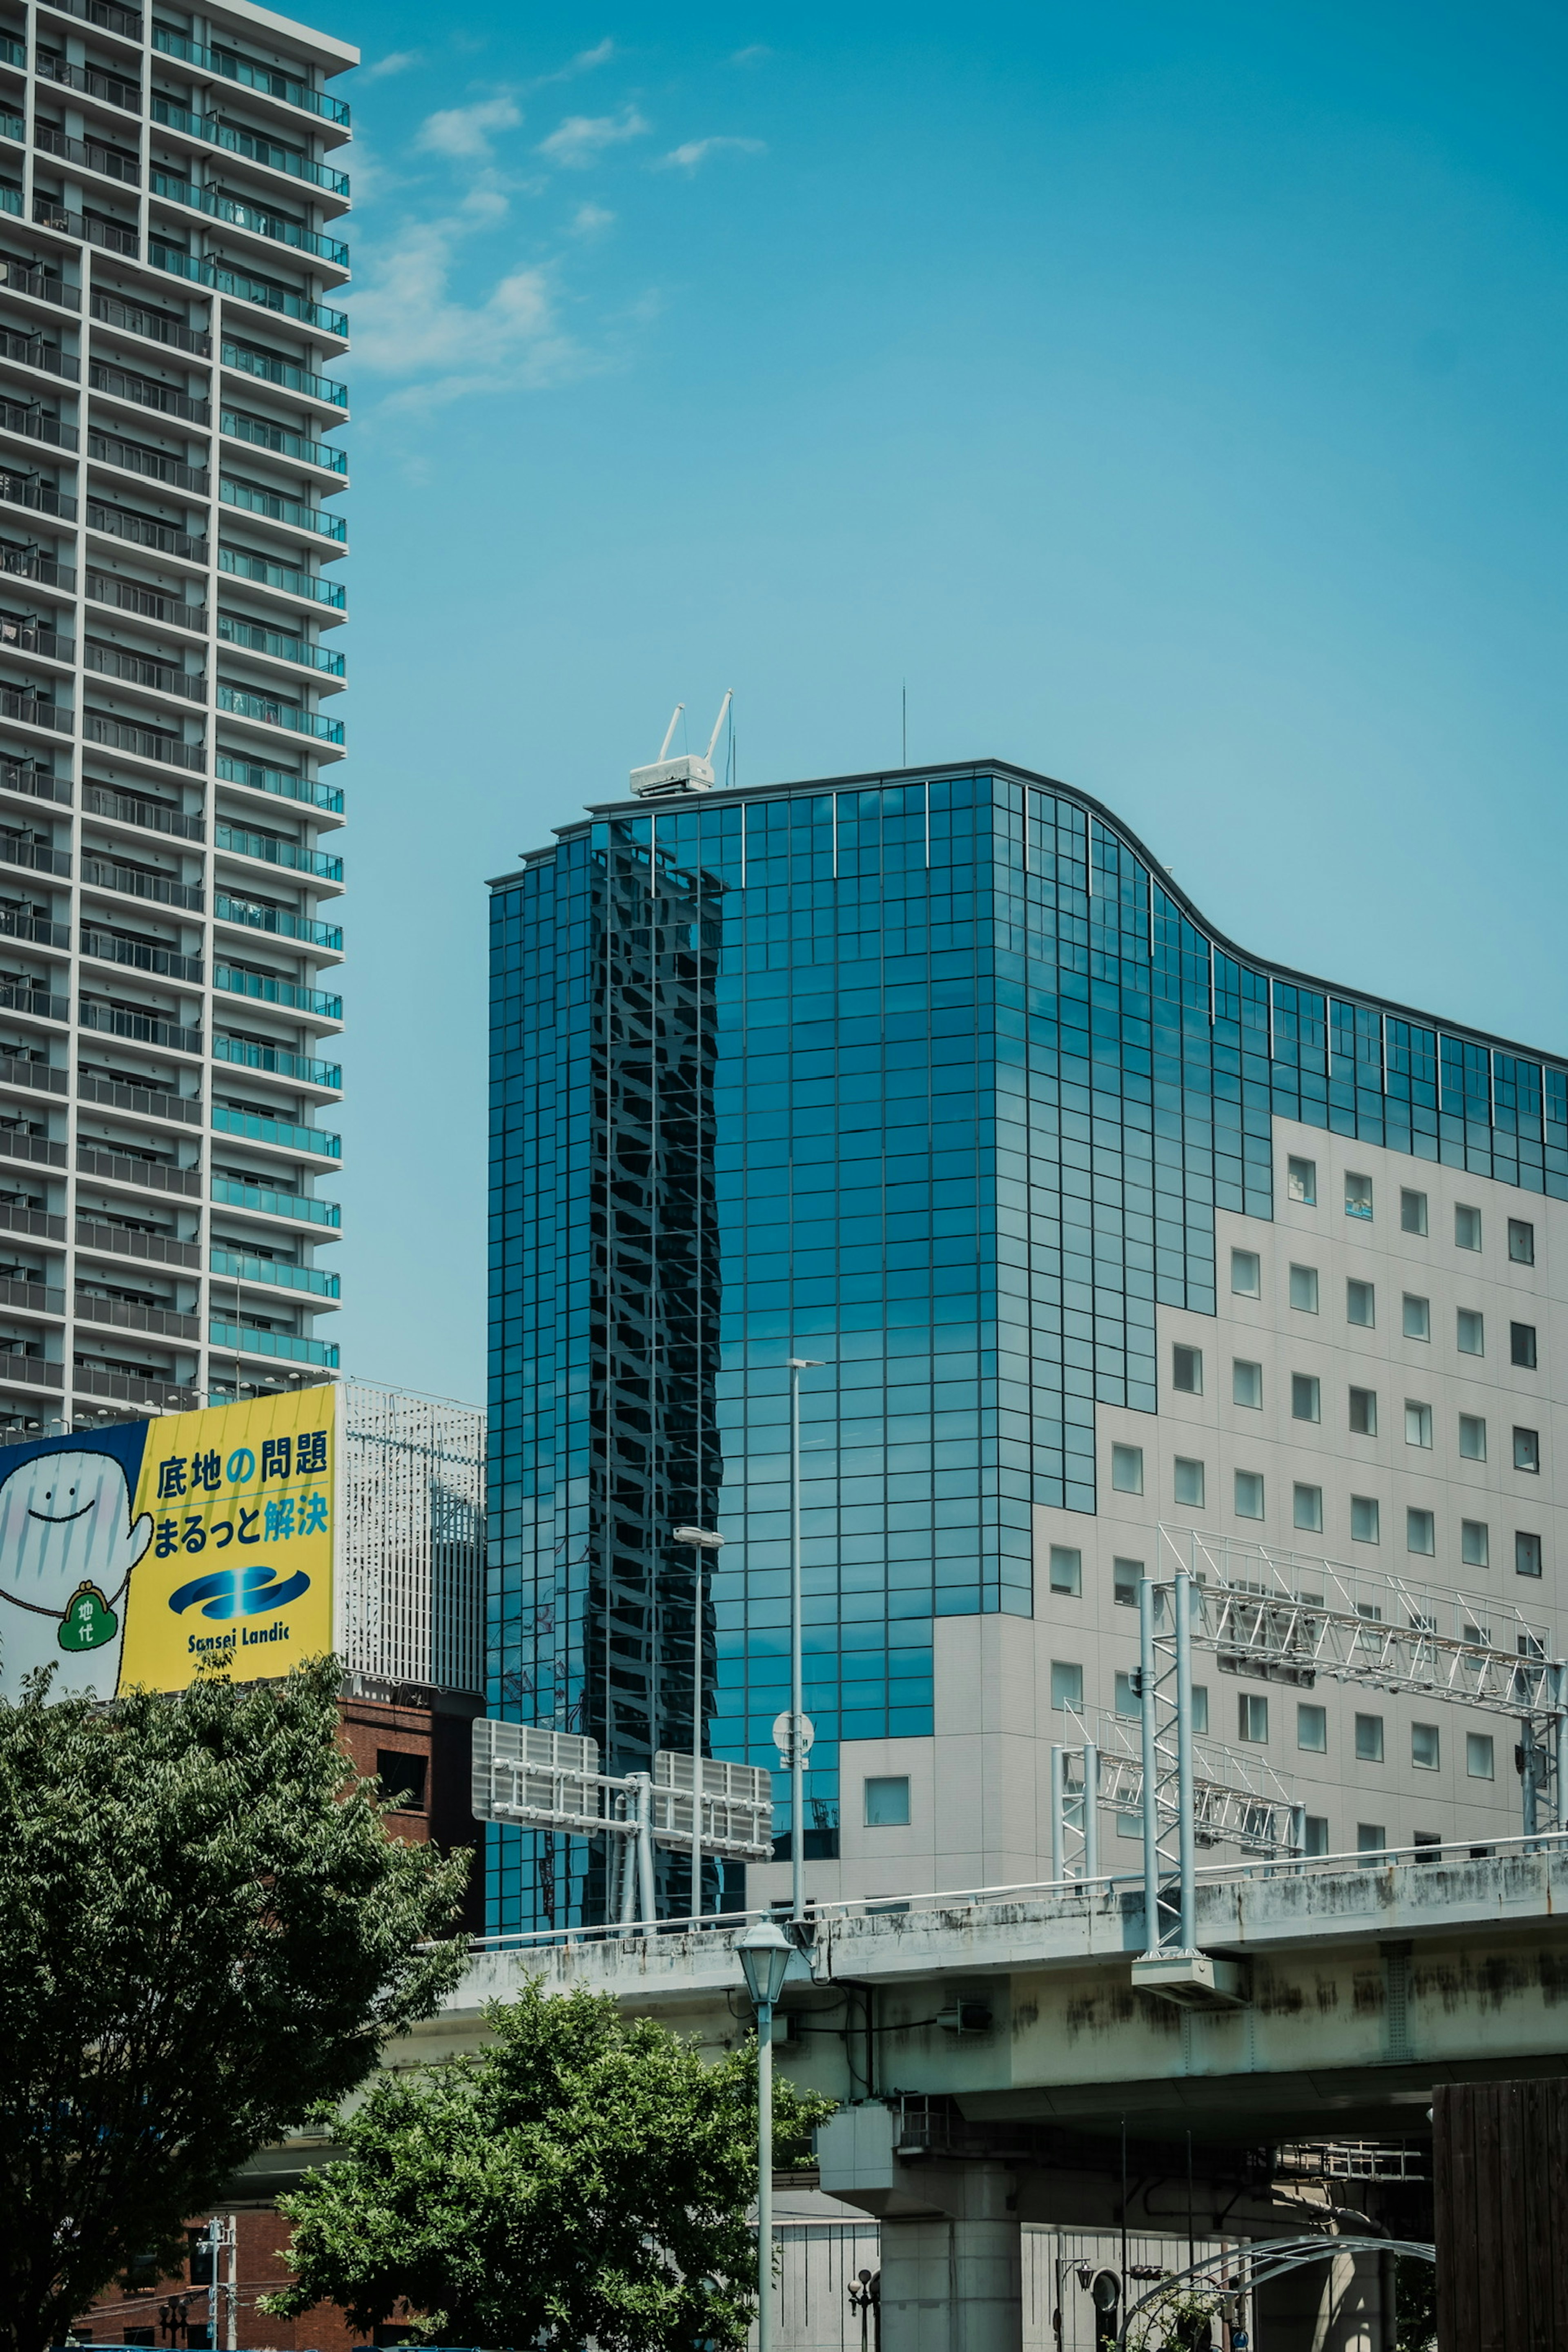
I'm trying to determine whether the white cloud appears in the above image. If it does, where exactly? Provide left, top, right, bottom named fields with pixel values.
left=365, top=49, right=419, bottom=79
left=570, top=201, right=615, bottom=236
left=537, top=107, right=649, bottom=167
left=416, top=95, right=522, bottom=161
left=566, top=38, right=615, bottom=73
left=350, top=216, right=578, bottom=401
left=654, top=136, right=765, bottom=173
left=728, top=45, right=773, bottom=65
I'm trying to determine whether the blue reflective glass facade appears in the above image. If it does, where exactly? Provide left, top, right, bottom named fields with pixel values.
left=486, top=762, right=1568, bottom=1935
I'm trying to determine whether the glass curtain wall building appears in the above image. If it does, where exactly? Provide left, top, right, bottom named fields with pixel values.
left=487, top=760, right=1568, bottom=1935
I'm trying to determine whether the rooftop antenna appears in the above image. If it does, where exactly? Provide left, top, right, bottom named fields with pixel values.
left=630, top=689, right=733, bottom=798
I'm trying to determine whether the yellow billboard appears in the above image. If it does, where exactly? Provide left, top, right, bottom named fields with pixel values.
left=0, top=1388, right=336, bottom=1700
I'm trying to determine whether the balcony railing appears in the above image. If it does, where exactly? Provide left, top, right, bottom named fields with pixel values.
left=80, top=854, right=202, bottom=909
left=0, top=471, right=76, bottom=520
left=40, top=0, right=143, bottom=37
left=218, top=478, right=345, bottom=542
left=88, top=431, right=208, bottom=495
left=84, top=783, right=204, bottom=841
left=80, top=929, right=203, bottom=983
left=215, top=895, right=341, bottom=951
left=0, top=977, right=67, bottom=1019
left=0, top=188, right=20, bottom=219
left=0, top=37, right=23, bottom=66
left=90, top=290, right=211, bottom=357
left=209, top=1244, right=339, bottom=1299
left=0, top=1274, right=64, bottom=1314
left=217, top=614, right=344, bottom=676
left=89, top=361, right=210, bottom=425
left=0, top=615, right=72, bottom=660
left=0, top=906, right=67, bottom=947
left=78, top=1140, right=201, bottom=1194
left=75, top=1217, right=198, bottom=1269
left=0, top=831, right=69, bottom=875
left=211, top=1175, right=339, bottom=1227
left=33, top=126, right=140, bottom=185
left=33, top=202, right=138, bottom=254
left=0, top=549, right=73, bottom=591
left=0, top=759, right=69, bottom=802
left=212, top=1104, right=341, bottom=1156
left=212, top=1033, right=340, bottom=1089
left=214, top=753, right=341, bottom=813
left=0, top=398, right=75, bottom=450
left=217, top=546, right=345, bottom=608
left=151, top=31, right=351, bottom=129
left=0, top=259, right=79, bottom=311
left=74, top=1362, right=201, bottom=1410
left=77, top=1068, right=201, bottom=1123
left=149, top=174, right=350, bottom=270
left=35, top=53, right=140, bottom=110
left=150, top=102, right=350, bottom=197
left=217, top=685, right=343, bottom=743
left=214, top=824, right=340, bottom=881
left=0, top=113, right=18, bottom=143
left=0, top=1348, right=62, bottom=1388
left=0, top=1123, right=64, bottom=1166
left=78, top=1293, right=199, bottom=1341
left=220, top=411, right=346, bottom=475
left=79, top=999, right=200, bottom=1053
left=150, top=247, right=347, bottom=338
left=0, top=327, right=76, bottom=381
left=0, top=687, right=70, bottom=733
left=83, top=714, right=205, bottom=771
left=209, top=1318, right=338, bottom=1367
left=219, top=340, right=347, bottom=409
left=214, top=965, right=341, bottom=1020
left=86, top=571, right=205, bottom=630
left=0, top=1048, right=67, bottom=1092
left=1, top=1202, right=66, bottom=1239
left=86, top=500, right=206, bottom=561
left=85, top=643, right=205, bottom=702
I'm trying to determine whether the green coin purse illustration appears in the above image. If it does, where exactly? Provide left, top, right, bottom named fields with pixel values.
left=57, top=1582, right=118, bottom=1653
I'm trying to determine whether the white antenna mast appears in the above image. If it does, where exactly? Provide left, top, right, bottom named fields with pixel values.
left=630, top=689, right=734, bottom=799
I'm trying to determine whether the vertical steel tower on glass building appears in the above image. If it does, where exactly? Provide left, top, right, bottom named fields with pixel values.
left=0, top=0, right=350, bottom=1438
left=487, top=760, right=1568, bottom=1936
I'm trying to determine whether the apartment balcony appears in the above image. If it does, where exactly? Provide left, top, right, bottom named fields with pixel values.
left=0, top=829, right=69, bottom=878
left=0, top=35, right=22, bottom=65
left=212, top=1103, right=341, bottom=1157
left=217, top=546, right=345, bottom=611
left=78, top=998, right=201, bottom=1055
left=211, top=1173, right=339, bottom=1227
left=78, top=1141, right=202, bottom=1196
left=34, top=54, right=141, bottom=113
left=0, top=326, right=78, bottom=383
left=87, top=429, right=209, bottom=497
left=86, top=572, right=206, bottom=632
left=0, top=1047, right=67, bottom=1095
left=212, top=1033, right=340, bottom=1090
left=77, top=1292, right=198, bottom=1341
left=0, top=758, right=70, bottom=805
left=33, top=203, right=138, bottom=256
left=149, top=172, right=350, bottom=276
left=219, top=340, right=347, bottom=412
left=1, top=1200, right=65, bottom=1239
left=0, top=546, right=75, bottom=595
left=0, top=258, right=80, bottom=313
left=150, top=100, right=350, bottom=203
left=78, top=1066, right=201, bottom=1124
left=220, top=410, right=346, bottom=478
left=85, top=642, right=206, bottom=703
left=0, top=1125, right=65, bottom=1167
left=213, top=964, right=341, bottom=1021
left=86, top=499, right=207, bottom=564
left=210, top=1243, right=339, bottom=1299
left=0, top=976, right=67, bottom=1021
left=214, top=894, right=340, bottom=953
left=0, top=614, right=72, bottom=662
left=75, top=1213, right=199, bottom=1268
left=0, top=906, right=68, bottom=949
left=209, top=1318, right=338, bottom=1368
left=0, top=1273, right=64, bottom=1315
left=84, top=782, right=204, bottom=841
left=149, top=247, right=349, bottom=343
left=83, top=713, right=205, bottom=771
left=0, top=397, right=76, bottom=452
left=80, top=928, right=203, bottom=984
left=90, top=290, right=212, bottom=359
left=33, top=126, right=140, bottom=187
left=0, top=468, right=76, bottom=521
left=214, top=752, right=342, bottom=815
left=89, top=361, right=210, bottom=427
left=0, top=684, right=71, bottom=734
left=217, top=613, right=344, bottom=677
left=151, top=29, right=351, bottom=137
left=217, top=684, right=344, bottom=746
left=38, top=0, right=143, bottom=48
left=214, top=822, right=340, bottom=882
left=74, top=1362, right=201, bottom=1410
left=81, top=846, right=200, bottom=902
left=218, top=477, right=345, bottom=543
left=0, top=1347, right=62, bottom=1388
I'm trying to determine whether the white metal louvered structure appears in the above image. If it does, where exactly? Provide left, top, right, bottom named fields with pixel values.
left=334, top=1379, right=485, bottom=1692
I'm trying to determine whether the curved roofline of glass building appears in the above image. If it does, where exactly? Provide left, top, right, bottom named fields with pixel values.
left=490, top=755, right=1566, bottom=1081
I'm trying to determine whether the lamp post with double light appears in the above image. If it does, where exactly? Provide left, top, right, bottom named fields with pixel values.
left=736, top=1917, right=793, bottom=2352
left=673, top=1523, right=725, bottom=1918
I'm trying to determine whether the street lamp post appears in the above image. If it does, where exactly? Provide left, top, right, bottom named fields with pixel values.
left=787, top=1357, right=822, bottom=1922
left=673, top=1523, right=725, bottom=1919
left=736, top=1918, right=793, bottom=2352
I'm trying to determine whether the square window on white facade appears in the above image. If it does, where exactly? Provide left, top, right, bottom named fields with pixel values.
left=1233, top=1358, right=1262, bottom=1408
left=1345, top=1172, right=1373, bottom=1219
left=1412, top=1723, right=1440, bottom=1771
left=1294, top=1483, right=1323, bottom=1532
left=1403, top=1294, right=1431, bottom=1341
left=1351, top=1495, right=1381, bottom=1544
left=1406, top=1507, right=1435, bottom=1556
left=1290, top=1264, right=1319, bottom=1313
left=1467, top=1732, right=1495, bottom=1780
left=1297, top=1703, right=1327, bottom=1752
left=1455, top=1203, right=1481, bottom=1251
left=864, top=1775, right=911, bottom=1827
left=1050, top=1660, right=1083, bottom=1713
left=1173, top=1457, right=1205, bottom=1508
left=1234, top=1470, right=1264, bottom=1520
left=1049, top=1546, right=1082, bottom=1595
left=1287, top=1156, right=1316, bottom=1205
left=1347, top=1279, right=1375, bottom=1327
left=1457, top=1309, right=1484, bottom=1356
left=1401, top=1188, right=1428, bottom=1235
left=1111, top=1443, right=1143, bottom=1494
left=1230, top=1248, right=1261, bottom=1296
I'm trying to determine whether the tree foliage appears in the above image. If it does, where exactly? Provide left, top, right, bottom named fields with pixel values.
left=0, top=1658, right=469, bottom=2352
left=263, top=1978, right=836, bottom=2350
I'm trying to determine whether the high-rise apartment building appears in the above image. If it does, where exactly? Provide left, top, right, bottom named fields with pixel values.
left=486, top=759, right=1566, bottom=1934
left=0, top=0, right=351, bottom=1439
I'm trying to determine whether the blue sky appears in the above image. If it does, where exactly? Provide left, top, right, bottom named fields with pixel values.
left=317, top=0, right=1568, bottom=1401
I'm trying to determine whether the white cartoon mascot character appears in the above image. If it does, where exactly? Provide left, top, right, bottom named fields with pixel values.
left=0, top=1448, right=154, bottom=1698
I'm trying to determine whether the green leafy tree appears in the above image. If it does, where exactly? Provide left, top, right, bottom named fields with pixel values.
left=263, top=1978, right=836, bottom=2349
left=0, top=1658, right=469, bottom=2352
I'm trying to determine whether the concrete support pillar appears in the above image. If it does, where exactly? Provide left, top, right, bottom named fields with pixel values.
left=877, top=2165, right=1021, bottom=2352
